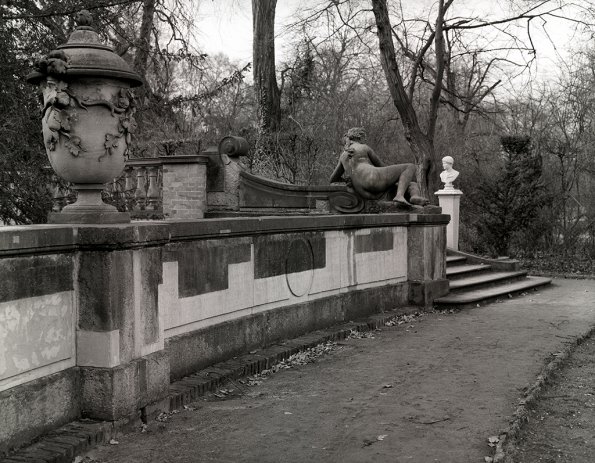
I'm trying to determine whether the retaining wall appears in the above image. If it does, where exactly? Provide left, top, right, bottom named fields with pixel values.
left=0, top=213, right=448, bottom=454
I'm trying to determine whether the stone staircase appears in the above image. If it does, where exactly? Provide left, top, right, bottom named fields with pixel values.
left=434, top=251, right=552, bottom=310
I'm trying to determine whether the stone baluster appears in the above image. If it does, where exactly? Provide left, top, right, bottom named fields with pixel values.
left=124, top=167, right=136, bottom=192
left=134, top=167, right=147, bottom=210
left=122, top=167, right=135, bottom=211
left=146, top=166, right=161, bottom=211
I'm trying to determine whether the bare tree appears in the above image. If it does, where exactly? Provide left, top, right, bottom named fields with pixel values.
left=291, top=0, right=595, bottom=198
left=252, top=0, right=281, bottom=133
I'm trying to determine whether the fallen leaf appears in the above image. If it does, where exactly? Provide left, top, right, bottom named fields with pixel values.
left=377, top=435, right=387, bottom=441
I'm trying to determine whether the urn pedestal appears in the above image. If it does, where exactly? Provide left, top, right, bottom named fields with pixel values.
left=435, top=187, right=463, bottom=250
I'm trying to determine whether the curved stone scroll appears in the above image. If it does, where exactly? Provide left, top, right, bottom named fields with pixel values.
left=328, top=190, right=365, bottom=214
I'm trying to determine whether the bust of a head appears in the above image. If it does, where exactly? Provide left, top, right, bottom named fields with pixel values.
left=440, top=156, right=459, bottom=188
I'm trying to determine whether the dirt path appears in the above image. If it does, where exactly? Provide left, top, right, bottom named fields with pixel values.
left=511, top=336, right=595, bottom=462
left=82, top=279, right=595, bottom=463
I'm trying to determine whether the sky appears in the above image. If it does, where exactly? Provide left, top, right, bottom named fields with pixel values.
left=193, top=0, right=593, bottom=92
left=195, top=0, right=307, bottom=65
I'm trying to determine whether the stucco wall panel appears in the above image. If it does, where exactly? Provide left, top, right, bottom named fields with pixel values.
left=0, top=291, right=75, bottom=392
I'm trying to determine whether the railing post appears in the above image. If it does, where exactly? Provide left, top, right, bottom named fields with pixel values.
left=160, top=155, right=208, bottom=220
left=146, top=166, right=160, bottom=211
left=435, top=188, right=463, bottom=250
left=134, top=167, right=147, bottom=211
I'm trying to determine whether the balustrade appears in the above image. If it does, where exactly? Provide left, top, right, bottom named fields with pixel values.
left=51, top=158, right=164, bottom=219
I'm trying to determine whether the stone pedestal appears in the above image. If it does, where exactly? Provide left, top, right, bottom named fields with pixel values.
left=75, top=225, right=170, bottom=421
left=48, top=185, right=130, bottom=224
left=407, top=224, right=449, bottom=308
left=161, top=155, right=208, bottom=220
left=435, top=187, right=463, bottom=250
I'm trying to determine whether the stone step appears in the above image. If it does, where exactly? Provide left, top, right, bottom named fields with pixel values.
left=446, top=255, right=467, bottom=265
left=446, top=263, right=492, bottom=279
left=448, top=270, right=528, bottom=292
left=434, top=276, right=552, bottom=309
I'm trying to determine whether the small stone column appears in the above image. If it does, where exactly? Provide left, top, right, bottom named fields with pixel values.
left=161, top=155, right=208, bottom=220
left=435, top=187, right=463, bottom=250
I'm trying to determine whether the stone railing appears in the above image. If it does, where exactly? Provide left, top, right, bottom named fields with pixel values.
left=51, top=152, right=209, bottom=220
left=51, top=158, right=164, bottom=219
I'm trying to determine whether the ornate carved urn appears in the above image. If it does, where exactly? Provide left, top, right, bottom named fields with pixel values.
left=27, top=11, right=142, bottom=223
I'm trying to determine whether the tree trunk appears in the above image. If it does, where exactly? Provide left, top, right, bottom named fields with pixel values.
left=371, top=0, right=441, bottom=200
left=134, top=0, right=156, bottom=79
left=252, top=0, right=281, bottom=133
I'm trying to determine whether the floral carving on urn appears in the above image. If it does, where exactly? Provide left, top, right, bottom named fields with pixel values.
left=27, top=10, right=142, bottom=223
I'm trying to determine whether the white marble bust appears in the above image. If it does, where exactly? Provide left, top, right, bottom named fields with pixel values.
left=440, top=156, right=459, bottom=189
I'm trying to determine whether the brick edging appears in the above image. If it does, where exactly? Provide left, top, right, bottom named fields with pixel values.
left=0, top=420, right=124, bottom=463
left=0, top=307, right=418, bottom=463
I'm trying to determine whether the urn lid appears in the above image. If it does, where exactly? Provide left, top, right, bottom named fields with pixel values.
left=26, top=10, right=143, bottom=87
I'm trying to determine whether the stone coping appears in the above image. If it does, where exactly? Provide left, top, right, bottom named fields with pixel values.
left=0, top=213, right=449, bottom=257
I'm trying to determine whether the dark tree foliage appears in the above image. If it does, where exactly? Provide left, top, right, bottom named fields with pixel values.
left=0, top=15, right=54, bottom=224
left=0, top=0, right=207, bottom=223
left=472, top=135, right=552, bottom=256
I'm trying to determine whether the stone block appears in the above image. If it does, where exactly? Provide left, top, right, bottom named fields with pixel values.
left=0, top=254, right=73, bottom=303
left=77, top=250, right=135, bottom=363
left=409, top=278, right=449, bottom=308
left=0, top=369, right=80, bottom=456
left=80, top=351, right=169, bottom=421
left=407, top=225, right=446, bottom=282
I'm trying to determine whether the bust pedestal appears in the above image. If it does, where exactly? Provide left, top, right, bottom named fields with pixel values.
left=435, top=186, right=463, bottom=250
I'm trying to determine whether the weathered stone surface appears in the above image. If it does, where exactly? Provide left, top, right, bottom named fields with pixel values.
left=409, top=279, right=450, bottom=307
left=354, top=228, right=393, bottom=254
left=238, top=170, right=364, bottom=214
left=0, top=289, right=75, bottom=388
left=80, top=351, right=169, bottom=421
left=407, top=225, right=447, bottom=282
left=407, top=225, right=449, bottom=306
left=363, top=201, right=442, bottom=214
left=47, top=210, right=131, bottom=225
left=166, top=238, right=252, bottom=297
left=254, top=233, right=325, bottom=279
left=0, top=254, right=72, bottom=303
left=78, top=250, right=133, bottom=332
left=0, top=369, right=80, bottom=456
left=0, top=227, right=75, bottom=257
left=166, top=283, right=408, bottom=380
left=136, top=248, right=162, bottom=346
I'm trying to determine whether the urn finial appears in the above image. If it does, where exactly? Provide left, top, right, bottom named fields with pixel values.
left=74, top=9, right=93, bottom=29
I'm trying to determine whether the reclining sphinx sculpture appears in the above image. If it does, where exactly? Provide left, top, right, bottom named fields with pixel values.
left=210, top=129, right=432, bottom=215
left=329, top=127, right=429, bottom=207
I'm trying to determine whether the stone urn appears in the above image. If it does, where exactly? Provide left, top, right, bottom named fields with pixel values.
left=27, top=11, right=142, bottom=224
